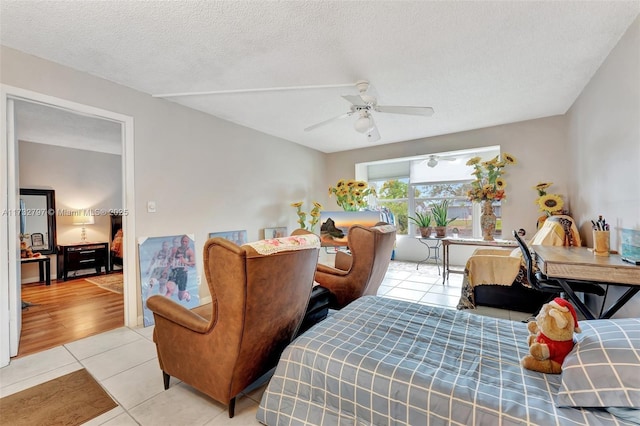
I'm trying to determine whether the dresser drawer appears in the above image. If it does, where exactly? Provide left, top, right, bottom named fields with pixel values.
left=57, top=242, right=109, bottom=281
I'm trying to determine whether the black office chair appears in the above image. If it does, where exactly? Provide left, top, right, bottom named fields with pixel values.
left=513, top=230, right=606, bottom=319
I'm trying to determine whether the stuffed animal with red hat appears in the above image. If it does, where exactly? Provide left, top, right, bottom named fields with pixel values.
left=522, top=297, right=581, bottom=374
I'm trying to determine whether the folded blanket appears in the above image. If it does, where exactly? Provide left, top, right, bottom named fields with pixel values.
left=465, top=248, right=522, bottom=287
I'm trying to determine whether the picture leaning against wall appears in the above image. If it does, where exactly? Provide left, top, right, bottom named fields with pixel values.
left=138, top=234, right=200, bottom=327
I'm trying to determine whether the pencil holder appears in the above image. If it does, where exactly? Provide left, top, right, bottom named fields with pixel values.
left=593, top=230, right=610, bottom=257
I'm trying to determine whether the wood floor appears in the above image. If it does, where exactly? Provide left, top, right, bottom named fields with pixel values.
left=16, top=274, right=125, bottom=358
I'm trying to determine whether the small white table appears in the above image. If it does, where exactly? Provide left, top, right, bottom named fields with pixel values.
left=21, top=255, right=51, bottom=285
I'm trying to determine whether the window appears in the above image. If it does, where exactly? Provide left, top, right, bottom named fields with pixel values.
left=360, top=146, right=502, bottom=238
left=369, top=178, right=410, bottom=234
left=412, top=182, right=475, bottom=237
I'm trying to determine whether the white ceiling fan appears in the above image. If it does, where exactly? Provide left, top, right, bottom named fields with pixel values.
left=304, top=80, right=434, bottom=142
left=424, top=154, right=456, bottom=168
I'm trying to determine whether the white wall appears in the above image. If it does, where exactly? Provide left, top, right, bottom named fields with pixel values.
left=325, top=116, right=570, bottom=265
left=567, top=15, right=640, bottom=317
left=2, top=45, right=327, bottom=316
left=19, top=140, right=122, bottom=282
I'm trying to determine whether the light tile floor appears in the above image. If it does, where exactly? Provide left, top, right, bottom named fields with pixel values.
left=1, top=261, right=532, bottom=425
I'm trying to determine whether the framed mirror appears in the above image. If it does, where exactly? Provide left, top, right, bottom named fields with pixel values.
left=19, top=188, right=57, bottom=254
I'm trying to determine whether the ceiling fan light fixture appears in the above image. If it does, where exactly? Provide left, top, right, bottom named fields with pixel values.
left=427, top=157, right=438, bottom=168
left=354, top=114, right=374, bottom=133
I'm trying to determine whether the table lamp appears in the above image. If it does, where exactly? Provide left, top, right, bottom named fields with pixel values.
left=72, top=211, right=95, bottom=242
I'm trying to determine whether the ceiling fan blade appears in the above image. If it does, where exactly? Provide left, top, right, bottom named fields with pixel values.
left=375, top=105, right=434, bottom=116
left=342, top=95, right=366, bottom=106
left=304, top=111, right=353, bottom=132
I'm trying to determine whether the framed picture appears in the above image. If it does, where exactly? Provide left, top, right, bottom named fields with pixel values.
left=319, top=211, right=381, bottom=247
left=137, top=234, right=200, bottom=327
left=209, top=230, right=248, bottom=246
left=30, top=232, right=45, bottom=248
left=264, top=227, right=288, bottom=239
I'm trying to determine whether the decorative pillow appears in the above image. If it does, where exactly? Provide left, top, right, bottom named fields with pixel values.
left=245, top=234, right=320, bottom=255
left=555, top=318, right=640, bottom=408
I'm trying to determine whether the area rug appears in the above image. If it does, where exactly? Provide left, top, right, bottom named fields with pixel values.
left=85, top=273, right=123, bottom=294
left=0, top=368, right=117, bottom=426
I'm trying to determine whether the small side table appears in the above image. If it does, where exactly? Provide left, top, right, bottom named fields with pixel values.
left=415, top=236, right=442, bottom=275
left=20, top=256, right=51, bottom=285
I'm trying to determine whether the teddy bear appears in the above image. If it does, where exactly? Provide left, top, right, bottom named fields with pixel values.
left=20, top=240, right=34, bottom=258
left=521, top=297, right=581, bottom=374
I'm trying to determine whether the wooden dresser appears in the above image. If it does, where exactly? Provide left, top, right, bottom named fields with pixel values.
left=57, top=242, right=109, bottom=281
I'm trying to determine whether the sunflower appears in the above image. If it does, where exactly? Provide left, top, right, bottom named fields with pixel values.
left=466, top=152, right=517, bottom=202
left=502, top=153, right=517, bottom=165
left=533, top=182, right=553, bottom=196
left=537, top=194, right=564, bottom=213
left=291, top=201, right=323, bottom=231
left=466, top=157, right=482, bottom=166
left=534, top=182, right=553, bottom=192
left=328, top=179, right=375, bottom=211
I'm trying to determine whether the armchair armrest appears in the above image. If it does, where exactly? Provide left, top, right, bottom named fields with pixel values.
left=334, top=250, right=352, bottom=271
left=146, top=295, right=210, bottom=333
left=316, top=262, right=349, bottom=277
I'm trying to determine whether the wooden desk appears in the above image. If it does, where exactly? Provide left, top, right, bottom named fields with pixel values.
left=442, top=237, right=518, bottom=283
left=533, top=245, right=640, bottom=319
left=21, top=256, right=51, bottom=285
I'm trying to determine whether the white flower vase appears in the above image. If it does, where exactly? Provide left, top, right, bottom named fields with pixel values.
left=481, top=201, right=496, bottom=241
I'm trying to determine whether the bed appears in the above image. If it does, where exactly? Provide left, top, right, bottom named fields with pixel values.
left=257, top=296, right=640, bottom=425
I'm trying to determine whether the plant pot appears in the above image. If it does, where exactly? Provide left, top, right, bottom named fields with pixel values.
left=434, top=226, right=447, bottom=238
left=419, top=227, right=432, bottom=238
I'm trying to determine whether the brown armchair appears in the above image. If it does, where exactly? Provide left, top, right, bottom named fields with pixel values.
left=146, top=233, right=320, bottom=417
left=314, top=223, right=396, bottom=309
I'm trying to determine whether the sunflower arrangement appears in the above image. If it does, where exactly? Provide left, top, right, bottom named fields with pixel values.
left=291, top=201, right=323, bottom=231
left=533, top=182, right=564, bottom=216
left=328, top=179, right=376, bottom=211
left=466, top=153, right=517, bottom=202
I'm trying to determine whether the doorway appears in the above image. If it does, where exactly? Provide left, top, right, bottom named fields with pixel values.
left=1, top=85, right=136, bottom=367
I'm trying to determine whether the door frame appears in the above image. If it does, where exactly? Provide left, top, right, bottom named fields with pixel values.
left=1, top=85, right=137, bottom=367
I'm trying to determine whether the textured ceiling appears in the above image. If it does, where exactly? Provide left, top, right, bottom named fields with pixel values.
left=1, top=1, right=639, bottom=153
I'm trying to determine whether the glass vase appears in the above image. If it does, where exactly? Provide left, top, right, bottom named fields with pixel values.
left=481, top=200, right=496, bottom=241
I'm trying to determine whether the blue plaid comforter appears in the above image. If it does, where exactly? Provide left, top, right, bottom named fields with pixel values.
left=257, top=296, right=632, bottom=425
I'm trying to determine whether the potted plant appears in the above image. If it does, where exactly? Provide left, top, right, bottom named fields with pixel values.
left=431, top=200, right=457, bottom=238
left=408, top=212, right=432, bottom=238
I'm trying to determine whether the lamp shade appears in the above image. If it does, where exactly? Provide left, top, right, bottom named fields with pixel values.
left=72, top=212, right=95, bottom=226
left=354, top=114, right=373, bottom=133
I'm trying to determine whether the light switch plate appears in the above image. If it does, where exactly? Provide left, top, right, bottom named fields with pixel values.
left=147, top=201, right=156, bottom=213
